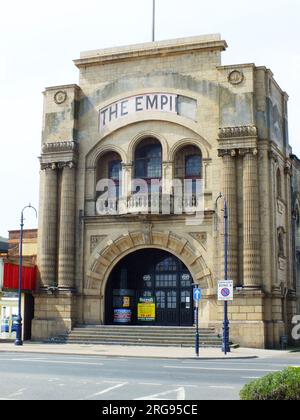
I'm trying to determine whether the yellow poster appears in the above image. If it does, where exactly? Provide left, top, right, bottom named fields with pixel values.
left=137, top=303, right=156, bottom=321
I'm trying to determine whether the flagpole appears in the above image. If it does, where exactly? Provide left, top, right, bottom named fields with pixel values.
left=152, top=0, right=156, bottom=42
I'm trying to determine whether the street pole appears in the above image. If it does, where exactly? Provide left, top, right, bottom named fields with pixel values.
left=152, top=0, right=156, bottom=42
left=222, top=199, right=230, bottom=354
left=195, top=298, right=199, bottom=357
left=15, top=204, right=37, bottom=346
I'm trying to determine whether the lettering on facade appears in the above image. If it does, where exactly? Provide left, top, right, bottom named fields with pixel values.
left=99, top=93, right=197, bottom=132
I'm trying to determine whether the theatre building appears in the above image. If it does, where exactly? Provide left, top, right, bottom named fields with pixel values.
left=32, top=34, right=300, bottom=348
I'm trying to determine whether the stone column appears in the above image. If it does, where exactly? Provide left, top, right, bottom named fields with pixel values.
left=58, top=162, right=76, bottom=289
left=241, top=148, right=261, bottom=287
left=218, top=149, right=238, bottom=284
left=38, top=163, right=58, bottom=288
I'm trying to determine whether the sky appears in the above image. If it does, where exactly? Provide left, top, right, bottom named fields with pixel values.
left=0, top=0, right=299, bottom=237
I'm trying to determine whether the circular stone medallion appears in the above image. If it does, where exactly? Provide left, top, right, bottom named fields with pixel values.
left=54, top=90, right=67, bottom=104
left=228, top=70, right=244, bottom=85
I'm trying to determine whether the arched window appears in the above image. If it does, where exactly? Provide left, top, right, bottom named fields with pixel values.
left=175, top=145, right=202, bottom=196
left=134, top=138, right=162, bottom=181
left=96, top=151, right=122, bottom=199
left=277, top=168, right=282, bottom=199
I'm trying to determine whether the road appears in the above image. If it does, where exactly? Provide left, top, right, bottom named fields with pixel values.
left=0, top=352, right=299, bottom=400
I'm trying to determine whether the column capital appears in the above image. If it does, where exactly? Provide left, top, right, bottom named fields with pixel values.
left=57, top=161, right=77, bottom=169
left=268, top=150, right=279, bottom=163
left=218, top=149, right=237, bottom=158
left=239, top=147, right=258, bottom=157
left=40, top=162, right=57, bottom=171
left=284, top=162, right=292, bottom=176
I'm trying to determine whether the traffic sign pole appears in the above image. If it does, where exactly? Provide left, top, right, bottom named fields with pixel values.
left=193, top=286, right=201, bottom=357
left=195, top=300, right=199, bottom=357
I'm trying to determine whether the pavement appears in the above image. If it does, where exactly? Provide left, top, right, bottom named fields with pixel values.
left=0, top=340, right=298, bottom=360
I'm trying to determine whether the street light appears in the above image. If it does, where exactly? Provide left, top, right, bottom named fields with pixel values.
left=215, top=193, right=230, bottom=355
left=15, top=204, right=37, bottom=346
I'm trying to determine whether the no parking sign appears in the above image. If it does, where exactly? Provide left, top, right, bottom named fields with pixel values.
left=218, top=280, right=234, bottom=301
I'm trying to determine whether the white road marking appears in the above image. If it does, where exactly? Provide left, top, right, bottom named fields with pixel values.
left=241, top=377, right=261, bottom=380
left=9, top=359, right=104, bottom=366
left=209, top=386, right=236, bottom=390
left=163, top=365, right=280, bottom=372
left=100, top=380, right=125, bottom=384
left=138, top=382, right=163, bottom=386
left=82, top=383, right=128, bottom=400
left=135, top=387, right=186, bottom=401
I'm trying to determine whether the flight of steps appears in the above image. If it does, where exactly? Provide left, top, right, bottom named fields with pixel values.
left=50, top=325, right=223, bottom=348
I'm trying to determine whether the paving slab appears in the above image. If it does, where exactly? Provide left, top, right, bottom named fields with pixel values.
left=0, top=341, right=296, bottom=360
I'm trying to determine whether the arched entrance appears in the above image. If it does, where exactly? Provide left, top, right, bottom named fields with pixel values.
left=105, top=249, right=194, bottom=326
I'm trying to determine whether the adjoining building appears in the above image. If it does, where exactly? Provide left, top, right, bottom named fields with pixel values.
left=32, top=34, right=300, bottom=348
left=0, top=230, right=37, bottom=340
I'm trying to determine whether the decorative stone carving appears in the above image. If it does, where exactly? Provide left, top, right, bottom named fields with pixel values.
left=40, top=162, right=57, bottom=171
left=189, top=232, right=207, bottom=250
left=268, top=151, right=279, bottom=163
left=42, top=141, right=78, bottom=154
left=239, top=148, right=258, bottom=157
left=284, top=163, right=292, bottom=177
left=228, top=70, right=244, bottom=85
left=54, top=90, right=67, bottom=104
left=218, top=126, right=258, bottom=139
left=218, top=149, right=237, bottom=158
left=90, top=235, right=107, bottom=253
left=142, top=223, right=153, bottom=245
left=57, top=161, right=77, bottom=169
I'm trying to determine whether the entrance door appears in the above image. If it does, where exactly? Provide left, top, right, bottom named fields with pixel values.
left=105, top=249, right=194, bottom=326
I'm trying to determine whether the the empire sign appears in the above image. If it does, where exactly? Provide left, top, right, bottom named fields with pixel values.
left=99, top=93, right=195, bottom=132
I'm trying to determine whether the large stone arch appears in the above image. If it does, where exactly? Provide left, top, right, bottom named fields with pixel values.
left=86, top=230, right=213, bottom=299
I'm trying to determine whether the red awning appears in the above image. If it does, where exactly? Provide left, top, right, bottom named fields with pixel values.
left=3, top=263, right=36, bottom=291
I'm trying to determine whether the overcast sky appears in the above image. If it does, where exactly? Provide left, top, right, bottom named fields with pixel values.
left=0, top=0, right=299, bottom=237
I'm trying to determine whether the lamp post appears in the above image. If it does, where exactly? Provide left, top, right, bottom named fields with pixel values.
left=215, top=193, right=230, bottom=355
left=15, top=204, right=37, bottom=346
left=222, top=200, right=230, bottom=354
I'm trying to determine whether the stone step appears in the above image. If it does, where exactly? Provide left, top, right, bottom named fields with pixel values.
left=51, top=325, right=222, bottom=348
left=49, top=325, right=222, bottom=348
left=60, top=338, right=222, bottom=347
left=67, top=334, right=221, bottom=343
left=70, top=329, right=216, bottom=336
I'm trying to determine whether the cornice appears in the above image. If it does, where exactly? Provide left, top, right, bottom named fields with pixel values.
left=74, top=36, right=227, bottom=68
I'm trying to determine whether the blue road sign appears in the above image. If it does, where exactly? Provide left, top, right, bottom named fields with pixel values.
left=193, top=288, right=202, bottom=302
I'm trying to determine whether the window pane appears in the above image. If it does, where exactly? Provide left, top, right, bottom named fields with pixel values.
left=156, top=291, right=165, bottom=309
left=185, top=155, right=201, bottom=177
left=156, top=257, right=177, bottom=272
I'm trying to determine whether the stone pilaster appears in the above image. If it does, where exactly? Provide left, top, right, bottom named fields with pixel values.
left=58, top=162, right=76, bottom=289
left=38, top=163, right=58, bottom=288
left=218, top=149, right=238, bottom=284
left=241, top=148, right=261, bottom=287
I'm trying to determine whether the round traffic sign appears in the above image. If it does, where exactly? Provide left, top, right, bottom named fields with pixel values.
left=221, top=288, right=230, bottom=297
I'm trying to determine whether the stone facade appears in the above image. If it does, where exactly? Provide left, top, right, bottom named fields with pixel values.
left=32, top=34, right=300, bottom=348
